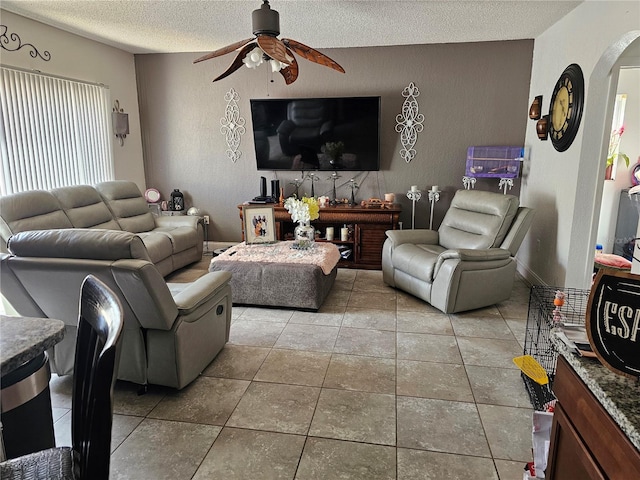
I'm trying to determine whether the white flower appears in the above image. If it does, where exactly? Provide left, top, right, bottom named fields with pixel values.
left=284, top=197, right=310, bottom=224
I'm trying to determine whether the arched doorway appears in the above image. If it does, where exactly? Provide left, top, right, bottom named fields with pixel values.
left=565, top=31, right=640, bottom=288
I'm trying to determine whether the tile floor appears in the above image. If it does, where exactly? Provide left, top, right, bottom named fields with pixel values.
left=50, top=260, right=535, bottom=479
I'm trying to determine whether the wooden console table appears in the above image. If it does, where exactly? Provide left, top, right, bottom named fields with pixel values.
left=238, top=204, right=401, bottom=269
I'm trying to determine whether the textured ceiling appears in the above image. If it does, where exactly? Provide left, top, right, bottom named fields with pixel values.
left=2, top=1, right=582, bottom=55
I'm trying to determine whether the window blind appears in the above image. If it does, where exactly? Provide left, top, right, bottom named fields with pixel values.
left=0, top=67, right=114, bottom=195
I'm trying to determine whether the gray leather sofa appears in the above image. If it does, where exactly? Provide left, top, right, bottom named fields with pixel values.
left=0, top=181, right=203, bottom=276
left=382, top=190, right=534, bottom=314
left=1, top=229, right=231, bottom=389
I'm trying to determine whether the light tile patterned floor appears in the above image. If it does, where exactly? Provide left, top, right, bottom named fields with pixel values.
left=50, top=259, right=535, bottom=479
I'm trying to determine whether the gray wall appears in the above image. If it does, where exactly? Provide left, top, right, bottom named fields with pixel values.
left=135, top=40, right=533, bottom=242
left=521, top=1, right=639, bottom=288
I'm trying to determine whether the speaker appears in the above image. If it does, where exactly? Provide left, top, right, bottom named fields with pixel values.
left=271, top=180, right=280, bottom=201
left=252, top=176, right=274, bottom=203
left=260, top=177, right=267, bottom=197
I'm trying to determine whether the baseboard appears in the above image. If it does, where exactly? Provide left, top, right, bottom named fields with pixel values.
left=203, top=241, right=239, bottom=256
left=516, top=260, right=549, bottom=288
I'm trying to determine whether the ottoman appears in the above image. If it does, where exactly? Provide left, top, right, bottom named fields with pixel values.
left=209, top=241, right=340, bottom=310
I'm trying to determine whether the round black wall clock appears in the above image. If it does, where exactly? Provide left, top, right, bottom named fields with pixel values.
left=548, top=63, right=584, bottom=152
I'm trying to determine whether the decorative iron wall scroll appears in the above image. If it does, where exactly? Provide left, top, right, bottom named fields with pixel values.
left=220, top=88, right=245, bottom=163
left=395, top=82, right=424, bottom=163
left=0, top=25, right=51, bottom=61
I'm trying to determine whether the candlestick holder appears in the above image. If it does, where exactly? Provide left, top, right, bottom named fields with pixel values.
left=499, top=178, right=514, bottom=195
left=328, top=172, right=341, bottom=205
left=427, top=187, right=440, bottom=230
left=307, top=172, right=319, bottom=197
left=406, top=188, right=422, bottom=229
left=290, top=177, right=303, bottom=198
left=462, top=176, right=476, bottom=190
left=348, top=179, right=359, bottom=206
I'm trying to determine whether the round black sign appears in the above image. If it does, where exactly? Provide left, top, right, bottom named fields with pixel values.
left=587, top=270, right=640, bottom=379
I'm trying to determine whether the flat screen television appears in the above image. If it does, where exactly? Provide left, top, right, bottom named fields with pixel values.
left=250, top=96, right=381, bottom=171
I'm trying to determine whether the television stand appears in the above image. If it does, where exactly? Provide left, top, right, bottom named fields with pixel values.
left=238, top=204, right=401, bottom=269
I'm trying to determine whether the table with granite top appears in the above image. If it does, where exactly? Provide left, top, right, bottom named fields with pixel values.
left=547, top=329, right=640, bottom=478
left=0, top=315, right=65, bottom=376
left=550, top=329, right=640, bottom=451
left=1, top=314, right=65, bottom=459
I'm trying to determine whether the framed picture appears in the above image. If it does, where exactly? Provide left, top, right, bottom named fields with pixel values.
left=243, top=205, right=276, bottom=244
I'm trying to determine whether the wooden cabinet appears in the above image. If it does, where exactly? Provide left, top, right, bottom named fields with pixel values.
left=238, top=204, right=401, bottom=269
left=547, top=404, right=606, bottom=480
left=546, top=356, right=640, bottom=479
left=356, top=223, right=389, bottom=267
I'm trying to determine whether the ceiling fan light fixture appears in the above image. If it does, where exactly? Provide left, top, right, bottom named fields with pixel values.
left=242, top=47, right=264, bottom=69
left=270, top=58, right=286, bottom=72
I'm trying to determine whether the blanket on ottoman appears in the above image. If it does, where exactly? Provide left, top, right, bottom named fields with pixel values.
left=210, top=241, right=340, bottom=310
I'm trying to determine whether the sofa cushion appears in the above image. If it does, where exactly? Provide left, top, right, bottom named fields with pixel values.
left=392, top=243, right=445, bottom=281
left=136, top=231, right=174, bottom=264
left=154, top=226, right=200, bottom=254
left=7, top=229, right=151, bottom=261
left=51, top=185, right=121, bottom=230
left=0, top=191, right=72, bottom=246
left=95, top=181, right=156, bottom=233
left=438, top=190, right=519, bottom=250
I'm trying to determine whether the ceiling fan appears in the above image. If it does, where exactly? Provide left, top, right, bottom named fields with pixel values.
left=193, top=0, right=345, bottom=84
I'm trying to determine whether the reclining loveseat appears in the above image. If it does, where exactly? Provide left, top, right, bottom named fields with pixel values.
left=1, top=229, right=231, bottom=389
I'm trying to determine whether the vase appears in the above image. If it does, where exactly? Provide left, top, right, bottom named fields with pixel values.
left=604, top=164, right=613, bottom=181
left=294, top=222, right=315, bottom=249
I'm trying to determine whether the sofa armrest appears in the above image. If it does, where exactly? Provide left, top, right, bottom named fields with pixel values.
left=385, top=229, right=439, bottom=248
left=433, top=247, right=511, bottom=277
left=439, top=248, right=511, bottom=262
left=172, top=271, right=232, bottom=316
left=154, top=215, right=200, bottom=229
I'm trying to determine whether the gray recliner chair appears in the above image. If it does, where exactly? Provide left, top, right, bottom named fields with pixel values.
left=0, top=229, right=231, bottom=389
left=382, top=190, right=534, bottom=313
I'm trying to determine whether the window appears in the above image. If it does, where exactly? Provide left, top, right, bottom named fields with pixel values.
left=0, top=67, right=114, bottom=195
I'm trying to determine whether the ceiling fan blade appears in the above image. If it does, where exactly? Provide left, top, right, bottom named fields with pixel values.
left=282, top=38, right=345, bottom=73
left=279, top=50, right=299, bottom=85
left=256, top=36, right=291, bottom=65
left=193, top=37, right=255, bottom=64
left=212, top=44, right=255, bottom=82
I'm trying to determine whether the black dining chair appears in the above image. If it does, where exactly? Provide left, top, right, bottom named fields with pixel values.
left=0, top=275, right=124, bottom=480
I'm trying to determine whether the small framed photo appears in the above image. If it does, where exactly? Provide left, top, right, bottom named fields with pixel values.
left=243, top=205, right=276, bottom=244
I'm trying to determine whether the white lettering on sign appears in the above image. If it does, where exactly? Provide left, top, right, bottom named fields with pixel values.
left=602, top=301, right=640, bottom=341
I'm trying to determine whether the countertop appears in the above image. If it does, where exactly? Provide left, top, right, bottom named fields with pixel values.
left=0, top=315, right=65, bottom=376
left=550, top=329, right=640, bottom=451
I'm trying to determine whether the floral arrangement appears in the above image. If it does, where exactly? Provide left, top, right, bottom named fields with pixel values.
left=284, top=196, right=319, bottom=224
left=606, top=125, right=630, bottom=168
